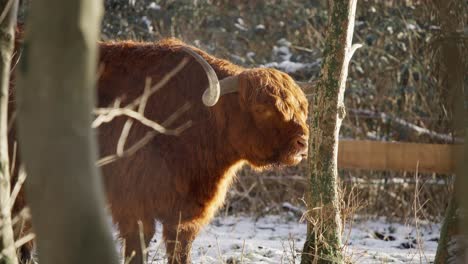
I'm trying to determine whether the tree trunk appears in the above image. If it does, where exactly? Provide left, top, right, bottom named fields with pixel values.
left=301, top=0, right=360, bottom=263
left=15, top=1, right=118, bottom=264
left=433, top=0, right=466, bottom=263
left=460, top=118, right=468, bottom=264
left=0, top=1, right=19, bottom=264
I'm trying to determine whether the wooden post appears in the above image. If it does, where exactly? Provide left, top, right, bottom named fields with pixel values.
left=301, top=0, right=360, bottom=263
left=15, top=0, right=118, bottom=263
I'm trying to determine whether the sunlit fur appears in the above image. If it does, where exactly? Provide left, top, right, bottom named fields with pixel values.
left=11, top=38, right=308, bottom=264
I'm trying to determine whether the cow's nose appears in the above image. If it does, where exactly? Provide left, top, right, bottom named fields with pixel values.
left=294, top=135, right=308, bottom=151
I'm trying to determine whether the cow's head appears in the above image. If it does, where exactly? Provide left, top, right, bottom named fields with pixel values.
left=184, top=48, right=309, bottom=167
left=234, top=68, right=309, bottom=167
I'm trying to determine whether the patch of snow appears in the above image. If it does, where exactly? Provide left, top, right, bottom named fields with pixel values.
left=230, top=54, right=246, bottom=64
left=277, top=38, right=291, bottom=47
left=406, top=23, right=419, bottom=31
left=264, top=59, right=320, bottom=74
left=281, top=202, right=303, bottom=216
left=141, top=16, right=153, bottom=32
left=247, top=51, right=256, bottom=58
left=255, top=24, right=266, bottom=30
left=142, top=215, right=439, bottom=263
left=356, top=21, right=365, bottom=27
left=148, top=2, right=161, bottom=10
left=265, top=61, right=309, bottom=73
left=246, top=52, right=256, bottom=62
left=387, top=26, right=394, bottom=34
left=262, top=39, right=321, bottom=74
left=234, top=23, right=248, bottom=31
left=273, top=45, right=292, bottom=61
left=235, top=18, right=248, bottom=31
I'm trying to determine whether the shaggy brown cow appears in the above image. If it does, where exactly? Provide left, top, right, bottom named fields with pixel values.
left=11, top=38, right=309, bottom=264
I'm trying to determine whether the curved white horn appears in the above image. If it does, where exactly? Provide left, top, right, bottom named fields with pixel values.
left=219, top=75, right=239, bottom=96
left=181, top=47, right=220, bottom=106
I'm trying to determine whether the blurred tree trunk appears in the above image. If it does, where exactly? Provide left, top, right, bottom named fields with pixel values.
left=433, top=0, right=466, bottom=263
left=460, top=116, right=468, bottom=264
left=0, top=1, right=18, bottom=264
left=15, top=1, right=118, bottom=264
left=301, top=0, right=360, bottom=263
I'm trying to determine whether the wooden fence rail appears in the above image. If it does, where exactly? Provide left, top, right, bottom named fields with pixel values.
left=338, top=140, right=462, bottom=174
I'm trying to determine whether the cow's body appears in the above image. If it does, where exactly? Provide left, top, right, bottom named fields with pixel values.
left=11, top=38, right=309, bottom=264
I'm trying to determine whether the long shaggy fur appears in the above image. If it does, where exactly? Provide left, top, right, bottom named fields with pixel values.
left=10, top=37, right=309, bottom=264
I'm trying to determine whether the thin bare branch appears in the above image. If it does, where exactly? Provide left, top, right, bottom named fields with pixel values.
left=126, top=57, right=189, bottom=110
left=161, top=102, right=191, bottom=127
left=116, top=77, right=152, bottom=155
left=9, top=140, right=16, bottom=175
left=94, top=57, right=192, bottom=168
left=93, top=108, right=183, bottom=135
left=0, top=0, right=15, bottom=24
left=96, top=102, right=192, bottom=167
left=14, top=233, right=35, bottom=249
left=7, top=110, right=15, bottom=132
left=10, top=165, right=26, bottom=209
left=348, top=108, right=461, bottom=143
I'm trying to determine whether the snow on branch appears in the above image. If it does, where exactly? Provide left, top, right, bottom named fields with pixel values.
left=348, top=108, right=461, bottom=143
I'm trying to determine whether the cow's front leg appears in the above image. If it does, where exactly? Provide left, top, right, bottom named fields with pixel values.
left=120, top=217, right=154, bottom=264
left=163, top=222, right=200, bottom=264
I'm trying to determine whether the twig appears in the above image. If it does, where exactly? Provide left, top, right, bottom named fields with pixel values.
left=413, top=161, right=429, bottom=263
left=95, top=103, right=192, bottom=167
left=7, top=110, right=15, bottom=133
left=138, top=220, right=148, bottom=264
left=14, top=233, right=35, bottom=249
left=116, top=78, right=152, bottom=155
left=240, top=239, right=245, bottom=264
left=290, top=45, right=316, bottom=53
left=126, top=57, right=189, bottom=110
left=92, top=57, right=189, bottom=128
left=345, top=43, right=363, bottom=65
left=96, top=131, right=156, bottom=167
left=9, top=165, right=26, bottom=209
left=92, top=57, right=192, bottom=167
left=215, top=237, right=225, bottom=264
left=124, top=251, right=136, bottom=264
left=0, top=0, right=15, bottom=25
left=93, top=108, right=185, bottom=135
left=171, top=212, right=183, bottom=264
left=9, top=140, right=16, bottom=175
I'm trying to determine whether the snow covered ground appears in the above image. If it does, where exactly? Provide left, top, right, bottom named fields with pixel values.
left=144, top=215, right=440, bottom=264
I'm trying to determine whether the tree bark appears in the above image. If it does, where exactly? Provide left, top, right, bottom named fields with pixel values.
left=433, top=0, right=466, bottom=263
left=0, top=1, right=18, bottom=264
left=301, top=0, right=360, bottom=263
left=15, top=1, right=118, bottom=264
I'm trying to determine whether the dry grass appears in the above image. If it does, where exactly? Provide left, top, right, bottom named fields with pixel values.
left=224, top=162, right=451, bottom=222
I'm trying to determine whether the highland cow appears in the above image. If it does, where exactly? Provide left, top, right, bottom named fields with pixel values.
left=11, top=38, right=309, bottom=264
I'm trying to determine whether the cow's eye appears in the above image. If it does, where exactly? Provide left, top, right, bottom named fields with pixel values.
left=253, top=105, right=273, bottom=118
